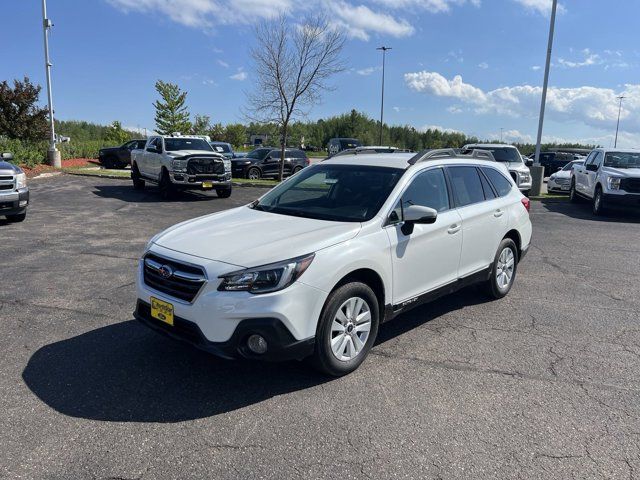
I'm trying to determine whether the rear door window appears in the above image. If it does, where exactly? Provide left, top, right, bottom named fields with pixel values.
left=447, top=166, right=486, bottom=207
left=481, top=167, right=513, bottom=197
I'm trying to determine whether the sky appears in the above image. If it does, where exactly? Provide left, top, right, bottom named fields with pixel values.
left=2, top=0, right=640, bottom=147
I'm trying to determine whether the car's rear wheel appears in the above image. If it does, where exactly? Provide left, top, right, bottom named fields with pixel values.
left=158, top=169, right=175, bottom=199
left=216, top=187, right=232, bottom=198
left=102, top=156, right=116, bottom=169
left=6, top=213, right=26, bottom=222
left=131, top=164, right=145, bottom=190
left=292, top=166, right=303, bottom=175
left=484, top=238, right=518, bottom=299
left=592, top=186, right=605, bottom=216
left=247, top=167, right=261, bottom=180
left=312, top=282, right=379, bottom=377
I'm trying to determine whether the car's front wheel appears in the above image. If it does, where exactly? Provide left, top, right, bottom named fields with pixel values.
left=247, top=167, right=261, bottom=180
left=312, top=282, right=379, bottom=377
left=569, top=180, right=579, bottom=202
left=131, top=164, right=145, bottom=190
left=484, top=238, right=518, bottom=299
left=592, top=186, right=605, bottom=216
left=158, top=169, right=176, bottom=200
left=216, top=187, right=232, bottom=198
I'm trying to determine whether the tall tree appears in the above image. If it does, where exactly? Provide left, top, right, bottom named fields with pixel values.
left=191, top=114, right=211, bottom=135
left=0, top=77, right=48, bottom=141
left=153, top=81, right=191, bottom=135
left=208, top=123, right=225, bottom=140
left=247, top=14, right=345, bottom=181
left=105, top=121, right=131, bottom=144
left=224, top=123, right=247, bottom=148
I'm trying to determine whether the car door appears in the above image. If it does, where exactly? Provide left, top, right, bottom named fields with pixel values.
left=385, top=167, right=463, bottom=304
left=583, top=151, right=603, bottom=197
left=575, top=151, right=596, bottom=194
left=141, top=137, right=160, bottom=178
left=261, top=150, right=281, bottom=176
left=447, top=165, right=507, bottom=278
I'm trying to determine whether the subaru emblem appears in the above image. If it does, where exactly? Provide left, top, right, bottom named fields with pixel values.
left=158, top=264, right=174, bottom=279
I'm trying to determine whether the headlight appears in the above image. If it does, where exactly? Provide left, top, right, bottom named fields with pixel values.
left=171, top=158, right=188, bottom=172
left=549, top=174, right=556, bottom=181
left=16, top=172, right=27, bottom=189
left=223, top=159, right=231, bottom=172
left=218, top=253, right=315, bottom=294
left=607, top=177, right=621, bottom=190
left=520, top=172, right=531, bottom=183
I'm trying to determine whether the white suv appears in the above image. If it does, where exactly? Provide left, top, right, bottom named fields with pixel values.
left=135, top=149, right=532, bottom=376
left=463, top=144, right=532, bottom=195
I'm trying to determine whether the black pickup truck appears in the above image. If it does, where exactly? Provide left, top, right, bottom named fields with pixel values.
left=99, top=139, right=147, bottom=169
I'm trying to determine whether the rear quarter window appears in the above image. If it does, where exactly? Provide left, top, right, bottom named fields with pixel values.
left=482, top=167, right=513, bottom=197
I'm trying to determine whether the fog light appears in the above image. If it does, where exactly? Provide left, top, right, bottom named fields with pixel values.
left=19, top=200, right=28, bottom=207
left=247, top=334, right=268, bottom=354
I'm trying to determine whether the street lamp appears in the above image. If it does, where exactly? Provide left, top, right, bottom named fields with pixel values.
left=41, top=0, right=60, bottom=168
left=614, top=95, right=626, bottom=148
left=377, top=46, right=391, bottom=145
left=531, top=0, right=558, bottom=196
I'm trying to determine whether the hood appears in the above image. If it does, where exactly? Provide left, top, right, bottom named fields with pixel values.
left=508, top=163, right=530, bottom=173
left=601, top=166, right=640, bottom=177
left=168, top=150, right=225, bottom=158
left=153, top=206, right=361, bottom=267
left=0, top=161, right=20, bottom=173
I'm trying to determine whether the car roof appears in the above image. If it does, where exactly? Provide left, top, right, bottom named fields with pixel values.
left=596, top=148, right=640, bottom=153
left=323, top=152, right=503, bottom=170
left=464, top=143, right=517, bottom=149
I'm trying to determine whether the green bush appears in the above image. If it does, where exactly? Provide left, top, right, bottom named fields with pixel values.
left=0, top=138, right=114, bottom=167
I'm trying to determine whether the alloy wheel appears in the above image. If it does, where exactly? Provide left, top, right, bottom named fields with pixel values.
left=496, top=247, right=515, bottom=290
left=330, top=296, right=371, bottom=361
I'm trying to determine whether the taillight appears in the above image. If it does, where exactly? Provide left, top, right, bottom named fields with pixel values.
left=521, top=197, right=530, bottom=213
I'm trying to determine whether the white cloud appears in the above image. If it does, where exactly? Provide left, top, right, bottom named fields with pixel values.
left=512, top=0, right=565, bottom=16
left=404, top=70, right=640, bottom=134
left=356, top=67, right=378, bottom=76
left=329, top=2, right=414, bottom=40
left=230, top=70, right=247, bottom=81
left=490, top=129, right=533, bottom=143
left=531, top=65, right=541, bottom=71
left=478, top=62, right=489, bottom=69
left=373, top=0, right=480, bottom=13
left=558, top=49, right=601, bottom=68
left=217, top=59, right=229, bottom=68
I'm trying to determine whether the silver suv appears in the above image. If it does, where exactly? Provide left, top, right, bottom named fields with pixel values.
left=0, top=153, right=29, bottom=223
left=463, top=144, right=532, bottom=195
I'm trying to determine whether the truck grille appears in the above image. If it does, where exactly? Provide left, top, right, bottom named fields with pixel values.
left=0, top=184, right=13, bottom=191
left=510, top=172, right=518, bottom=183
left=621, top=178, right=640, bottom=194
left=143, top=253, right=207, bottom=303
left=187, top=158, right=225, bottom=175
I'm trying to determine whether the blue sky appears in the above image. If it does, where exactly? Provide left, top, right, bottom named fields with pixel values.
left=2, top=0, right=640, bottom=147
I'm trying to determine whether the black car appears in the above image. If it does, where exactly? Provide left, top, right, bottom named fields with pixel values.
left=327, top=138, right=362, bottom=156
left=99, top=139, right=147, bottom=169
left=231, top=147, right=309, bottom=180
left=0, top=152, right=29, bottom=223
left=537, top=151, right=577, bottom=177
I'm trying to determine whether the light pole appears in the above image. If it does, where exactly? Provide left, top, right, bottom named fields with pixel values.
left=41, top=0, right=60, bottom=167
left=500, top=128, right=504, bottom=143
left=614, top=95, right=626, bottom=148
left=377, top=46, right=391, bottom=145
left=531, top=0, right=558, bottom=196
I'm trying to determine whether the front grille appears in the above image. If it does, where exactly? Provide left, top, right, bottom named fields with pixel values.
left=0, top=183, right=13, bottom=191
left=555, top=178, right=570, bottom=185
left=143, top=253, right=206, bottom=303
left=187, top=157, right=225, bottom=175
left=0, top=176, right=13, bottom=181
left=621, top=178, right=640, bottom=194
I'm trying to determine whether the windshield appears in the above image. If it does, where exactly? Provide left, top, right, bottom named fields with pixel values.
left=472, top=147, right=522, bottom=163
left=251, top=164, right=404, bottom=222
left=164, top=138, right=213, bottom=152
left=563, top=161, right=583, bottom=171
left=211, top=143, right=231, bottom=153
left=604, top=152, right=640, bottom=168
left=245, top=149, right=271, bottom=160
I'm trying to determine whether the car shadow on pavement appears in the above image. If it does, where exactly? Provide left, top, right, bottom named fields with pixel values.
left=92, top=184, right=220, bottom=203
left=22, top=287, right=490, bottom=423
left=540, top=198, right=640, bottom=223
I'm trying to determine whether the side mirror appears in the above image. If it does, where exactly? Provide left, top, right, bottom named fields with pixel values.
left=586, top=163, right=598, bottom=172
left=401, top=205, right=438, bottom=235
left=1, top=152, right=14, bottom=161
left=525, top=159, right=533, bottom=167
left=557, top=167, right=563, bottom=171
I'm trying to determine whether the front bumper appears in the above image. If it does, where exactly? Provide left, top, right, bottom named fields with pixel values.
left=603, top=192, right=640, bottom=208
left=169, top=172, right=231, bottom=189
left=547, top=179, right=571, bottom=193
left=135, top=300, right=315, bottom=361
left=0, top=188, right=29, bottom=216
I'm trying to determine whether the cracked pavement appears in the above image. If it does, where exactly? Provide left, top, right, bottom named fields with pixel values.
left=1, top=175, right=640, bottom=479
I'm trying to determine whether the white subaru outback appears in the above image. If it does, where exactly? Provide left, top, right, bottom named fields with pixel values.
left=135, top=149, right=532, bottom=376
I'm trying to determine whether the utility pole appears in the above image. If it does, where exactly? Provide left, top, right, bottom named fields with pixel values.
left=42, top=0, right=61, bottom=167
left=531, top=0, right=558, bottom=196
left=377, top=46, right=391, bottom=145
left=500, top=128, right=504, bottom=143
left=614, top=95, right=626, bottom=148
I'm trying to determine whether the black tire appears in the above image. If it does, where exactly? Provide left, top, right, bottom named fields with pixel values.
left=131, top=164, right=145, bottom=190
left=592, top=186, right=605, bottom=216
left=292, top=166, right=303, bottom=175
left=6, top=212, right=26, bottom=222
left=102, top=156, right=116, bottom=169
left=569, top=179, right=579, bottom=203
left=483, top=238, right=518, bottom=300
left=247, top=167, right=261, bottom=180
left=216, top=187, right=232, bottom=198
left=158, top=169, right=175, bottom=200
left=311, top=282, right=380, bottom=377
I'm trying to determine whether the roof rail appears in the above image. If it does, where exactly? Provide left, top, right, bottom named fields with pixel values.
left=408, top=148, right=495, bottom=165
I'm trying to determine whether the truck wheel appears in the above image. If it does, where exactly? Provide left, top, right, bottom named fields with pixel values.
left=592, top=186, right=605, bottom=216
left=131, top=164, right=145, bottom=190
left=483, top=238, right=518, bottom=300
left=569, top=180, right=579, bottom=203
left=247, top=167, right=261, bottom=180
left=6, top=213, right=26, bottom=222
left=216, top=187, right=232, bottom=198
left=292, top=166, right=303, bottom=175
left=158, top=170, right=175, bottom=200
left=311, top=282, right=379, bottom=377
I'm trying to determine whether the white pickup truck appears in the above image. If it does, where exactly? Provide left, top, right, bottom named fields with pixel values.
left=131, top=135, right=232, bottom=199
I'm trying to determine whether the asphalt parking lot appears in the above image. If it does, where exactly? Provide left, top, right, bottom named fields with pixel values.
left=1, top=174, right=640, bottom=479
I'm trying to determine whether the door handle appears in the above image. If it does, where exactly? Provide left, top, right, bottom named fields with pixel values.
left=447, top=224, right=461, bottom=234
left=494, top=209, right=504, bottom=218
